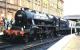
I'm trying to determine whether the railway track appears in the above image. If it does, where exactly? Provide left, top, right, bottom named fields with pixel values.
left=24, top=37, right=62, bottom=50
left=0, top=35, right=64, bottom=50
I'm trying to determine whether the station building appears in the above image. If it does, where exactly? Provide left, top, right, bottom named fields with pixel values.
left=0, top=0, right=63, bottom=21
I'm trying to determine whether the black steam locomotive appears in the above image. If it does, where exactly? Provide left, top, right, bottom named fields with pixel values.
left=3, top=8, right=70, bottom=41
left=56, top=19, right=70, bottom=35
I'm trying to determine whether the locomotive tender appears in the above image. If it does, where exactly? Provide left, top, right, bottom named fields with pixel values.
left=3, top=8, right=70, bottom=41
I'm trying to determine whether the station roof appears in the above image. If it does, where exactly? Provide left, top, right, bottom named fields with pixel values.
left=64, top=15, right=80, bottom=20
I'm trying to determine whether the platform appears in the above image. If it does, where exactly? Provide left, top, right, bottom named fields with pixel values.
left=47, top=34, right=80, bottom=50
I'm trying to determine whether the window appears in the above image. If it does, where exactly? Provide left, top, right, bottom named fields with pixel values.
left=35, top=0, right=37, bottom=1
left=9, top=0, right=14, bottom=4
left=0, top=0, right=4, bottom=1
left=14, top=0, right=18, bottom=5
left=18, top=0, right=22, bottom=6
left=28, top=0, right=32, bottom=2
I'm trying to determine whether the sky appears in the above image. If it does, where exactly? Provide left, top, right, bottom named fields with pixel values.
left=63, top=0, right=80, bottom=16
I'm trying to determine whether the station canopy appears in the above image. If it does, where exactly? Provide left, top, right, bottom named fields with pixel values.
left=64, top=15, right=80, bottom=21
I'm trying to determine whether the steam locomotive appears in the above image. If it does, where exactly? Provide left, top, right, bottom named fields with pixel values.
left=3, top=8, right=70, bottom=41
